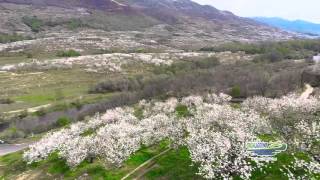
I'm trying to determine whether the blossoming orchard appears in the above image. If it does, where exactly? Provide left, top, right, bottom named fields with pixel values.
left=23, top=93, right=320, bottom=179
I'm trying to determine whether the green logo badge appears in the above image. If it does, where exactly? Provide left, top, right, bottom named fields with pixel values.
left=246, top=141, right=287, bottom=157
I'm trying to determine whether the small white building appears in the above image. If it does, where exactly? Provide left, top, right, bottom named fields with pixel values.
left=313, top=54, right=320, bottom=63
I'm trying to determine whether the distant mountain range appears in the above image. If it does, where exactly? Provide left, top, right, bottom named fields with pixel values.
left=252, top=17, right=320, bottom=36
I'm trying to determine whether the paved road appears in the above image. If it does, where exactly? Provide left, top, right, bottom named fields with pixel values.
left=0, top=143, right=30, bottom=156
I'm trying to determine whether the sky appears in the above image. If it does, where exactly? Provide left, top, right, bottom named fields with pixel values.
left=193, top=0, right=320, bottom=24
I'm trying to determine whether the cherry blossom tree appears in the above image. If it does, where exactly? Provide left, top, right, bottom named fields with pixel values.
left=23, top=92, right=320, bottom=179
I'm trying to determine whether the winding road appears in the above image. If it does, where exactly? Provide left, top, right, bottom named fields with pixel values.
left=0, top=143, right=31, bottom=156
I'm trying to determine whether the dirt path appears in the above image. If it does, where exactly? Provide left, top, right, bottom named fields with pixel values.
left=300, top=84, right=314, bottom=99
left=16, top=170, right=45, bottom=180
left=121, top=148, right=171, bottom=180
left=4, top=104, right=51, bottom=114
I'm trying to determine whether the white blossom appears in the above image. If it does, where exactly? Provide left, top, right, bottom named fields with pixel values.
left=23, top=92, right=320, bottom=179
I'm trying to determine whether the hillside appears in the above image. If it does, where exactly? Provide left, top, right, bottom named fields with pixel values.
left=0, top=0, right=130, bottom=10
left=253, top=17, right=320, bottom=36
left=0, top=0, right=298, bottom=51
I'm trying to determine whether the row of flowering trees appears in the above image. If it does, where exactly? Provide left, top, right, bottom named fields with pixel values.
left=23, top=93, right=320, bottom=179
left=242, top=94, right=320, bottom=153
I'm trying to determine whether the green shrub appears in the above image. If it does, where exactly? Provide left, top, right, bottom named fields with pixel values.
left=67, top=19, right=84, bottom=30
left=230, top=103, right=241, bottom=109
left=0, top=98, right=14, bottom=104
left=153, top=57, right=219, bottom=75
left=0, top=33, right=30, bottom=43
left=54, top=89, right=65, bottom=101
left=135, top=48, right=146, bottom=53
left=254, top=49, right=284, bottom=63
left=80, top=128, right=96, bottom=137
left=175, top=105, right=192, bottom=118
left=201, top=40, right=320, bottom=62
left=258, top=134, right=279, bottom=142
left=22, top=16, right=43, bottom=32
left=200, top=42, right=265, bottom=54
left=50, top=103, right=69, bottom=112
left=57, top=117, right=71, bottom=127
left=70, top=100, right=83, bottom=110
left=230, top=85, right=241, bottom=98
left=26, top=53, right=33, bottom=58
left=90, top=76, right=142, bottom=93
left=133, top=106, right=144, bottom=120
left=33, top=108, right=46, bottom=117
left=47, top=153, right=70, bottom=174
left=56, top=50, right=81, bottom=57
left=18, top=110, right=28, bottom=119
left=194, top=57, right=220, bottom=69
left=0, top=126, right=25, bottom=139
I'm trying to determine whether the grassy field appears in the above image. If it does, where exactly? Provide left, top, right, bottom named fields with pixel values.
left=0, top=49, right=159, bottom=115
left=0, top=67, right=118, bottom=113
left=0, top=143, right=204, bottom=180
left=0, top=50, right=59, bottom=66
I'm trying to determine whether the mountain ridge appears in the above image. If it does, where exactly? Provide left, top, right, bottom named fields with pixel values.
left=0, top=0, right=298, bottom=49
left=0, top=0, right=260, bottom=24
left=0, top=0, right=130, bottom=11
left=252, top=17, right=320, bottom=36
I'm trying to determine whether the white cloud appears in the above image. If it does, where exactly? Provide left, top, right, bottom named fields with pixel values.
left=193, top=0, right=320, bottom=23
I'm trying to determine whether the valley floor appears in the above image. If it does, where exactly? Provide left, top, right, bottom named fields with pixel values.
left=0, top=37, right=320, bottom=179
